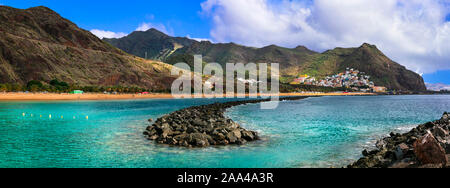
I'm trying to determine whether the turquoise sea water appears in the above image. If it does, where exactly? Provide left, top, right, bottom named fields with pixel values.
left=0, top=95, right=449, bottom=168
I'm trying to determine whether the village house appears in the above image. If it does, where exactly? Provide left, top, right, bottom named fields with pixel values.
left=372, top=86, right=387, bottom=93
left=291, top=68, right=387, bottom=93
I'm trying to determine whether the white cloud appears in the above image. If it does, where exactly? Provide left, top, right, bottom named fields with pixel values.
left=426, top=82, right=450, bottom=91
left=136, top=22, right=174, bottom=35
left=90, top=21, right=173, bottom=39
left=186, top=35, right=213, bottom=42
left=90, top=29, right=127, bottom=39
left=201, top=0, right=450, bottom=74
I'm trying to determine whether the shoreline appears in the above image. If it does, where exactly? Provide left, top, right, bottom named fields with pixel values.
left=0, top=92, right=373, bottom=101
left=349, top=112, right=449, bottom=168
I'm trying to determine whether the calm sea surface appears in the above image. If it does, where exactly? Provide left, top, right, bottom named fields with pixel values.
left=0, top=95, right=449, bottom=168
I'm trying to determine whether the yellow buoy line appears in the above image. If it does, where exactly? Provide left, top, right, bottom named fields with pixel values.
left=21, top=113, right=89, bottom=120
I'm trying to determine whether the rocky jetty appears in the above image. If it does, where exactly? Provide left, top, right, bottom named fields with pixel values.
left=144, top=97, right=308, bottom=147
left=349, top=112, right=450, bottom=168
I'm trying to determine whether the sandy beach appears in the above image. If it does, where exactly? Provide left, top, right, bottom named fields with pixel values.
left=0, top=92, right=374, bottom=101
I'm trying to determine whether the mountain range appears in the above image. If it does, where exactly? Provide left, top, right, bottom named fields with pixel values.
left=0, top=6, right=427, bottom=92
left=0, top=6, right=177, bottom=91
left=105, top=29, right=426, bottom=91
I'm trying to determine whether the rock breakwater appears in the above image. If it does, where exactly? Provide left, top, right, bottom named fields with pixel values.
left=144, top=97, right=308, bottom=147
left=349, top=112, right=450, bottom=168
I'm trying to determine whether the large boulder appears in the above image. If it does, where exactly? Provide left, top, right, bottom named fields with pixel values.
left=242, top=130, right=257, bottom=140
left=161, top=127, right=173, bottom=138
left=395, top=143, right=410, bottom=160
left=413, top=132, right=447, bottom=165
left=188, top=133, right=211, bottom=147
left=442, top=112, right=448, bottom=120
left=376, top=139, right=387, bottom=149
left=439, top=137, right=450, bottom=154
left=350, top=112, right=450, bottom=168
left=227, top=129, right=242, bottom=143
left=431, top=126, right=448, bottom=139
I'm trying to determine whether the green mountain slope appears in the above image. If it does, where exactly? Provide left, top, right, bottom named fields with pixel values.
left=104, top=29, right=196, bottom=61
left=105, top=29, right=426, bottom=91
left=334, top=44, right=426, bottom=92
left=0, top=6, right=177, bottom=91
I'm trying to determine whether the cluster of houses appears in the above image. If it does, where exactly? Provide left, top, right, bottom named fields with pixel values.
left=290, top=68, right=387, bottom=93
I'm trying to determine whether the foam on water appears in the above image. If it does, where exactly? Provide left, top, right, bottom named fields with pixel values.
left=227, top=95, right=450, bottom=167
left=0, top=95, right=449, bottom=168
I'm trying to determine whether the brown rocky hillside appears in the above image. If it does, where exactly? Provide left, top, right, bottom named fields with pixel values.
left=0, top=6, right=177, bottom=91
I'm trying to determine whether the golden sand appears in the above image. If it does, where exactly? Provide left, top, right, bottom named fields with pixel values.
left=0, top=92, right=374, bottom=101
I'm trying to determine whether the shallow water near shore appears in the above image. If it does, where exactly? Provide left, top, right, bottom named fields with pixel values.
left=0, top=95, right=449, bottom=168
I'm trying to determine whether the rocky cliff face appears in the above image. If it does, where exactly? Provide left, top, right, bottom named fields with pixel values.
left=0, top=6, right=177, bottom=91
left=105, top=29, right=427, bottom=91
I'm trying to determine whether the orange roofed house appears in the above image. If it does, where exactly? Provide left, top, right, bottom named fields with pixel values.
left=372, top=86, right=387, bottom=93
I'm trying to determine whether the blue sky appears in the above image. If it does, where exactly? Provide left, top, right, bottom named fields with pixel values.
left=1, top=0, right=450, bottom=84
left=1, top=0, right=211, bottom=38
left=423, top=71, right=450, bottom=85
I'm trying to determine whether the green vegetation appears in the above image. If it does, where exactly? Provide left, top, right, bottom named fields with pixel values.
left=280, top=83, right=354, bottom=93
left=0, top=79, right=150, bottom=93
left=103, top=28, right=196, bottom=61
left=104, top=28, right=426, bottom=91
left=27, top=80, right=43, bottom=92
left=49, top=79, right=69, bottom=91
left=0, top=83, right=22, bottom=92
